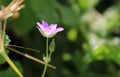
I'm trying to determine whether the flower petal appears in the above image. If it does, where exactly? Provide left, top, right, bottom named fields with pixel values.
left=36, top=22, right=46, bottom=31
left=45, top=24, right=57, bottom=36
left=42, top=20, right=49, bottom=27
left=55, top=28, right=64, bottom=33
left=47, top=28, right=64, bottom=38
left=49, top=24, right=57, bottom=31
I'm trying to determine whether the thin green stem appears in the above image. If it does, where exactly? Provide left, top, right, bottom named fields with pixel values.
left=41, top=38, right=49, bottom=77
left=41, top=63, right=48, bottom=77
left=49, top=52, right=52, bottom=59
left=0, top=50, right=23, bottom=77
left=46, top=38, right=49, bottom=57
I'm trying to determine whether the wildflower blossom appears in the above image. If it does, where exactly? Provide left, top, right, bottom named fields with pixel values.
left=37, top=20, right=64, bottom=38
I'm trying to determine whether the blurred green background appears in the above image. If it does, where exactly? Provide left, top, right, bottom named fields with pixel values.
left=0, top=0, right=120, bottom=77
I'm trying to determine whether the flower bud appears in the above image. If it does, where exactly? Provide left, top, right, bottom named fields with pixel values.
left=49, top=39, right=55, bottom=53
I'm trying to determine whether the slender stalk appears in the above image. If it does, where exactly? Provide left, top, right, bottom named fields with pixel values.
left=41, top=38, right=49, bottom=77
left=46, top=38, right=49, bottom=57
left=49, top=52, right=52, bottom=59
left=0, top=50, right=23, bottom=77
left=1, top=19, right=7, bottom=45
left=41, top=63, right=48, bottom=77
left=7, top=44, right=40, bottom=53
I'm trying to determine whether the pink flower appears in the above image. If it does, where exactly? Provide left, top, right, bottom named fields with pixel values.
left=37, top=20, right=64, bottom=38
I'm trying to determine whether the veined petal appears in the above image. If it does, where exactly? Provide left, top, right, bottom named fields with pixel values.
left=42, top=20, right=49, bottom=27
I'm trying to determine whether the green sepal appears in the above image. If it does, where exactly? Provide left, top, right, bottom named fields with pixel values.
left=43, top=56, right=51, bottom=63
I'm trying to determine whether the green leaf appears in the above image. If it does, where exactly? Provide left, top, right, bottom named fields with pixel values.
left=4, top=33, right=11, bottom=46
left=49, top=39, right=55, bottom=53
left=0, top=31, right=11, bottom=46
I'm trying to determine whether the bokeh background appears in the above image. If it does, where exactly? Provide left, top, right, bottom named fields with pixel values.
left=0, top=0, right=120, bottom=77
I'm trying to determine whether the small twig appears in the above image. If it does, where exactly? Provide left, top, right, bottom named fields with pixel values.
left=7, top=44, right=40, bottom=53
left=7, top=47, right=56, bottom=69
